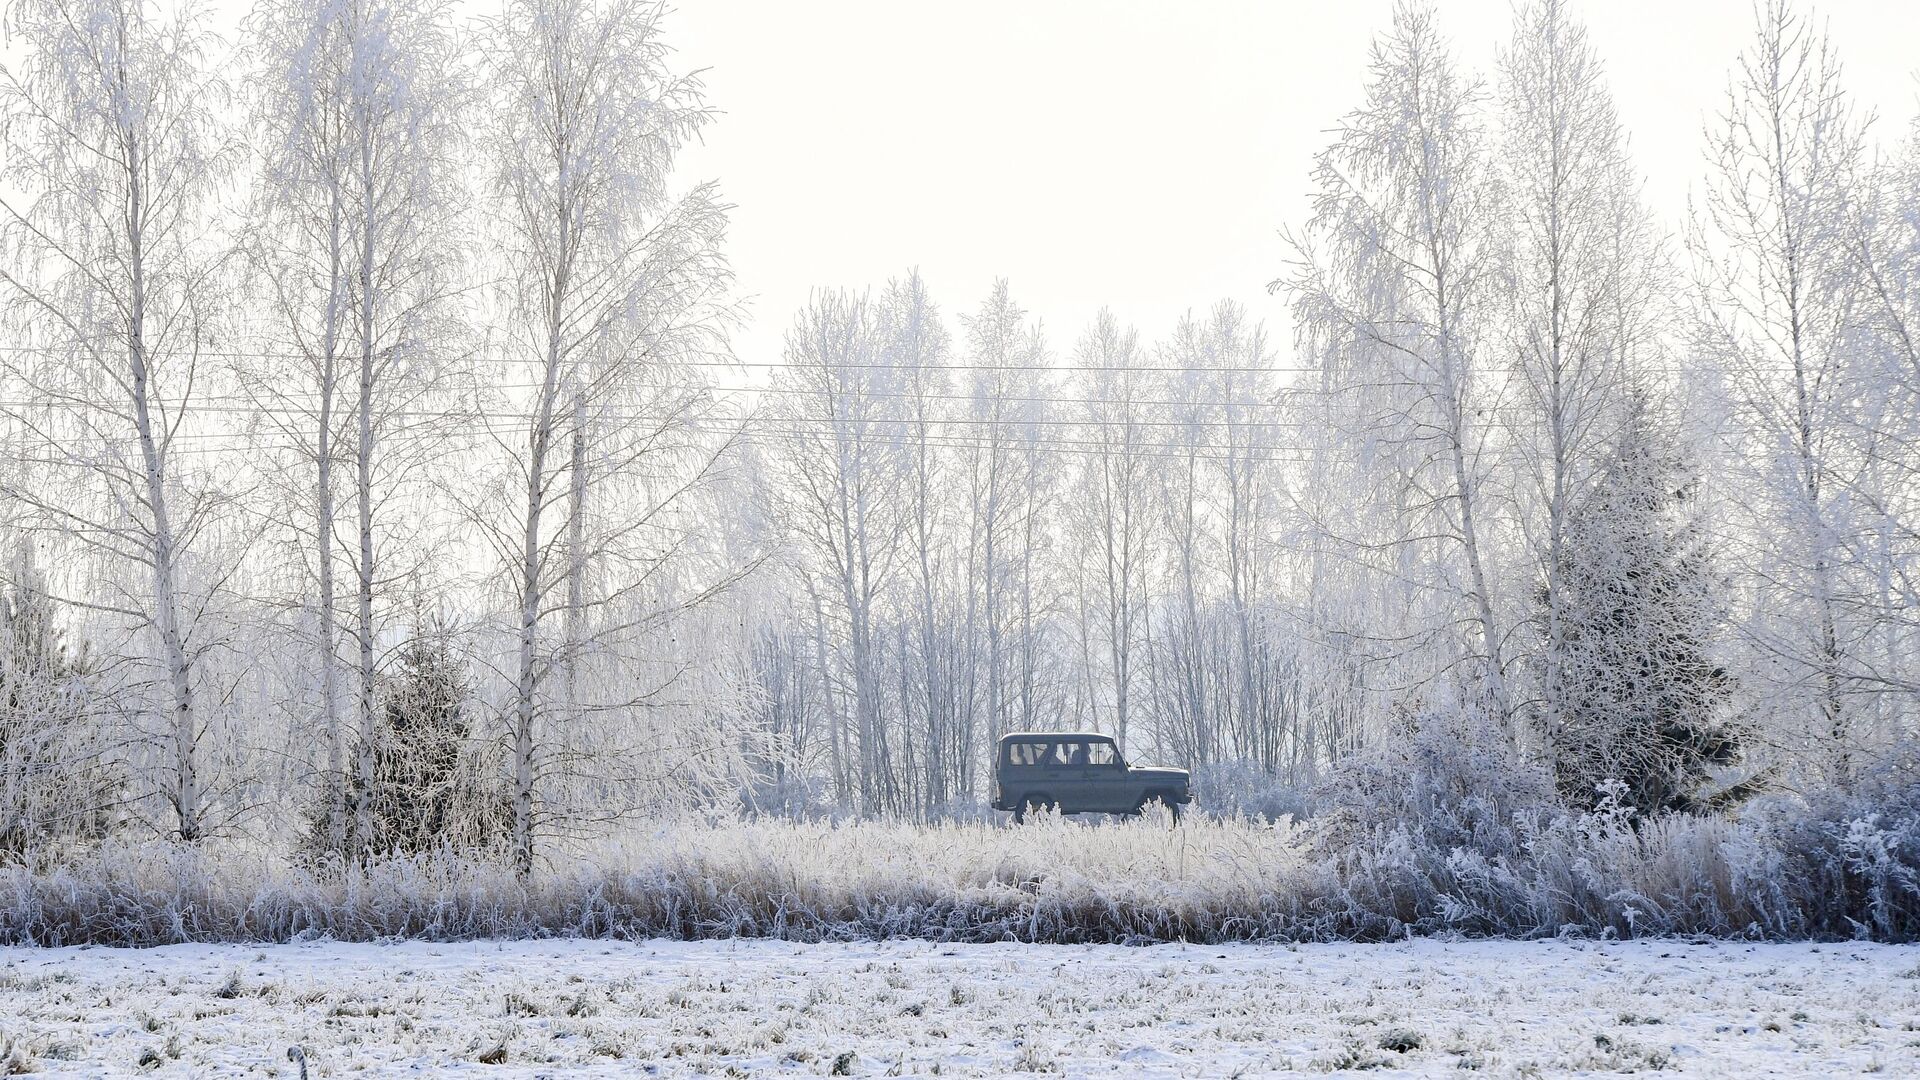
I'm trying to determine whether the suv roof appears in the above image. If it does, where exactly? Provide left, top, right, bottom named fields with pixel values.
left=997, top=731, right=1113, bottom=743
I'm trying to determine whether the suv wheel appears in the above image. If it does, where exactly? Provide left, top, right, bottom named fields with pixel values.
left=1014, top=794, right=1055, bottom=824
left=1134, top=793, right=1182, bottom=825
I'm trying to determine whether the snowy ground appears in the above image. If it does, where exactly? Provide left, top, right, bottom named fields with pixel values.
left=0, top=938, right=1913, bottom=1077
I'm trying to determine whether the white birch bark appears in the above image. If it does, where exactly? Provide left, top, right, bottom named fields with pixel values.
left=244, top=0, right=469, bottom=855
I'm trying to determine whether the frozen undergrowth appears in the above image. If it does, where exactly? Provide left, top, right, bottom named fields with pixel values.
left=0, top=799, right=1914, bottom=947
left=0, top=937, right=1914, bottom=1077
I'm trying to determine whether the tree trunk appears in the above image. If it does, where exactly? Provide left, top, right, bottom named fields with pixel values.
left=512, top=252, right=569, bottom=875
left=354, top=128, right=379, bottom=854
left=125, top=130, right=202, bottom=842
left=512, top=386, right=555, bottom=876
left=316, top=219, right=346, bottom=854
left=564, top=385, right=589, bottom=733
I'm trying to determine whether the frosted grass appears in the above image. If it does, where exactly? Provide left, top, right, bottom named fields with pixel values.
left=0, top=801, right=1913, bottom=947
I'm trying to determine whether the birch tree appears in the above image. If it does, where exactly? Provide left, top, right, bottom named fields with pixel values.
left=767, top=289, right=907, bottom=815
left=243, top=0, right=470, bottom=857
left=1833, top=110, right=1920, bottom=747
left=1692, top=0, right=1873, bottom=786
left=1152, top=316, right=1215, bottom=766
left=1278, top=1, right=1516, bottom=733
left=480, top=0, right=733, bottom=871
left=1159, top=303, right=1287, bottom=770
left=1068, top=310, right=1153, bottom=755
left=1006, top=392, right=1059, bottom=741
left=957, top=282, right=1047, bottom=754
left=878, top=271, right=962, bottom=809
left=0, top=0, right=235, bottom=839
left=1498, top=0, right=1666, bottom=746
left=1208, top=307, right=1286, bottom=770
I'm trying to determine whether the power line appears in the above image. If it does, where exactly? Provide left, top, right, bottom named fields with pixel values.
left=12, top=412, right=1812, bottom=466
left=0, top=341, right=1304, bottom=373
left=0, top=391, right=1821, bottom=444
left=0, top=341, right=1793, bottom=376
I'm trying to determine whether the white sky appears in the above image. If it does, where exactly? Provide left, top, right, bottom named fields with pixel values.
left=668, top=0, right=1920, bottom=370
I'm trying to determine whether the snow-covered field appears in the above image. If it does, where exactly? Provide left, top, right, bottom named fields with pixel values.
left=0, top=938, right=1913, bottom=1077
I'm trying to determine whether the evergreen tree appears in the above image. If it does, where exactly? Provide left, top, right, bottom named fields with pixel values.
left=0, top=551, right=121, bottom=854
left=1542, top=392, right=1739, bottom=814
left=305, top=628, right=508, bottom=859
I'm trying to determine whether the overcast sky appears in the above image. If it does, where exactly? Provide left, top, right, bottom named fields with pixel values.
left=668, top=0, right=1920, bottom=370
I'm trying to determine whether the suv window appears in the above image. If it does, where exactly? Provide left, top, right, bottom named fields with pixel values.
left=1005, top=740, right=1052, bottom=767
left=1002, top=737, right=1120, bottom=769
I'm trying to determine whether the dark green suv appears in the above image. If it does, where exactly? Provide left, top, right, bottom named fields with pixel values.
left=991, top=732, right=1192, bottom=823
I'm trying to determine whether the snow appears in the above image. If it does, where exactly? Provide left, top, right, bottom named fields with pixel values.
left=1, top=937, right=1914, bottom=1076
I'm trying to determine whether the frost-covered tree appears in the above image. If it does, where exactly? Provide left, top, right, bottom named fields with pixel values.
left=738, top=623, right=828, bottom=817
left=0, top=547, right=122, bottom=854
left=1278, top=1, right=1515, bottom=734
left=1006, top=390, right=1062, bottom=741
left=317, top=628, right=507, bottom=858
left=1067, top=310, right=1153, bottom=756
left=1497, top=0, right=1667, bottom=739
left=478, top=0, right=735, bottom=872
left=1149, top=303, right=1289, bottom=771
left=0, top=0, right=236, bottom=839
left=879, top=271, right=965, bottom=807
left=1546, top=392, right=1737, bottom=814
left=1834, top=109, right=1920, bottom=750
left=1691, top=0, right=1875, bottom=787
left=242, top=0, right=470, bottom=858
left=1150, top=315, right=1214, bottom=768
left=767, top=289, right=908, bottom=814
left=957, top=282, right=1050, bottom=754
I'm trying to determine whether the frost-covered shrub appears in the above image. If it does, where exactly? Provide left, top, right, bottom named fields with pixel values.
left=1308, top=704, right=1558, bottom=859
left=1193, top=760, right=1311, bottom=822
left=1746, top=751, right=1920, bottom=941
left=3, top=762, right=1918, bottom=946
left=0, top=819, right=1321, bottom=946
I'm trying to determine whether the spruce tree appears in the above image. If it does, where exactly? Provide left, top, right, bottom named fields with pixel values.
left=0, top=550, right=121, bottom=853
left=305, top=628, right=507, bottom=860
left=1542, top=392, right=1739, bottom=814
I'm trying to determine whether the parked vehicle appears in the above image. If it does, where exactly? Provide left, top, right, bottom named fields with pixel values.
left=991, top=732, right=1192, bottom=823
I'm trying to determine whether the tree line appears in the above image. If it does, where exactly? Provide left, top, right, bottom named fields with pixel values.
left=747, top=0, right=1920, bottom=821
left=0, top=0, right=741, bottom=871
left=0, top=0, right=1913, bottom=869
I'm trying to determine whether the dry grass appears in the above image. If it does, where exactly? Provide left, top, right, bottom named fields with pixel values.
left=0, top=802, right=1911, bottom=946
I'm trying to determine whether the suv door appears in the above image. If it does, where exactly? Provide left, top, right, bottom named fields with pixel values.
left=1049, top=739, right=1098, bottom=812
left=1041, top=739, right=1085, bottom=810
left=1081, top=738, right=1132, bottom=812
left=1001, top=738, right=1052, bottom=808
